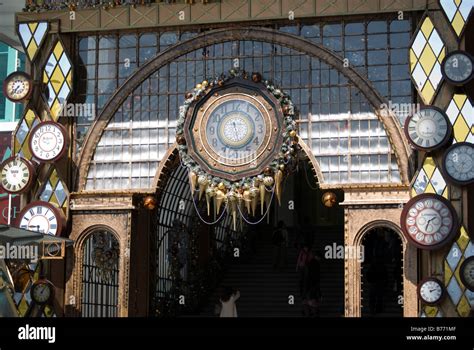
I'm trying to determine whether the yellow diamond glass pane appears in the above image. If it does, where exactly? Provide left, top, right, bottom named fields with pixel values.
left=419, top=44, right=437, bottom=76
left=421, top=17, right=434, bottom=38
left=53, top=42, right=64, bottom=61
left=452, top=11, right=465, bottom=36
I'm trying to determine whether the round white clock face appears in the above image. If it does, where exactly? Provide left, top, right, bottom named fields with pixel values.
left=460, top=257, right=474, bottom=292
left=206, top=98, right=265, bottom=162
left=3, top=72, right=32, bottom=102
left=405, top=108, right=451, bottom=151
left=17, top=202, right=63, bottom=236
left=401, top=194, right=457, bottom=250
left=418, top=278, right=444, bottom=305
left=443, top=142, right=474, bottom=185
left=29, top=122, right=68, bottom=162
left=442, top=51, right=474, bottom=85
left=0, top=157, right=33, bottom=194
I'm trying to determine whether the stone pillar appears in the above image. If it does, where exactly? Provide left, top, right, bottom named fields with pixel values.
left=64, top=193, right=137, bottom=317
left=342, top=187, right=418, bottom=317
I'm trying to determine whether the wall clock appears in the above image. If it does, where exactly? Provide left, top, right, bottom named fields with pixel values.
left=442, top=142, right=474, bottom=186
left=417, top=277, right=446, bottom=305
left=404, top=107, right=452, bottom=151
left=2, top=71, right=33, bottom=103
left=0, top=157, right=35, bottom=194
left=401, top=193, right=458, bottom=250
left=29, top=121, right=69, bottom=163
left=184, top=77, right=284, bottom=181
left=460, top=256, right=474, bottom=292
left=441, top=51, right=474, bottom=86
left=30, top=279, right=54, bottom=305
left=16, top=201, right=65, bottom=236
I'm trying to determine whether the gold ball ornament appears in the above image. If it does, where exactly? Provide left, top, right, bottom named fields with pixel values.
left=176, top=135, right=186, bottom=145
left=322, top=192, right=337, bottom=207
left=279, top=164, right=285, bottom=171
left=195, top=83, right=202, bottom=90
left=202, top=80, right=209, bottom=87
left=217, top=182, right=226, bottom=191
left=289, top=130, right=297, bottom=138
left=251, top=72, right=262, bottom=83
left=263, top=176, right=274, bottom=187
left=198, top=175, right=208, bottom=186
left=249, top=186, right=260, bottom=198
left=206, top=186, right=216, bottom=197
left=143, top=195, right=157, bottom=210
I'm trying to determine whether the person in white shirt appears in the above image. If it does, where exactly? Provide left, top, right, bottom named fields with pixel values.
left=219, top=286, right=240, bottom=317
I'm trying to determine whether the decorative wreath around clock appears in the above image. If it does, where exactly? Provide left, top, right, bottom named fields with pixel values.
left=176, top=69, right=299, bottom=226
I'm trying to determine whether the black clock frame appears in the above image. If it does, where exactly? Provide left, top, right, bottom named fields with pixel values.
left=441, top=50, right=474, bottom=86
left=460, top=256, right=474, bottom=292
left=2, top=71, right=34, bottom=103
left=30, top=279, right=55, bottom=305
left=400, top=193, right=459, bottom=250
left=0, top=156, right=35, bottom=194
left=28, top=121, right=69, bottom=163
left=16, top=200, right=66, bottom=237
left=417, top=277, right=446, bottom=306
left=441, top=142, right=474, bottom=186
left=404, top=106, right=452, bottom=152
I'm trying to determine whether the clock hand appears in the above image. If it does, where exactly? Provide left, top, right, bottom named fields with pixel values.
left=425, top=218, right=435, bottom=231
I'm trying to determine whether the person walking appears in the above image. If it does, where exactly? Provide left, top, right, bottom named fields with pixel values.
left=219, top=286, right=240, bottom=317
left=272, top=221, right=288, bottom=270
left=302, top=253, right=322, bottom=317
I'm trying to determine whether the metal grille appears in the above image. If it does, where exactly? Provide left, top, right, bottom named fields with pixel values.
left=81, top=230, right=119, bottom=317
left=152, top=163, right=234, bottom=307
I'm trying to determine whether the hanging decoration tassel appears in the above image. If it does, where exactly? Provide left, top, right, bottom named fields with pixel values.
left=227, top=191, right=237, bottom=231
left=243, top=190, right=251, bottom=214
left=259, top=181, right=266, bottom=215
left=188, top=171, right=197, bottom=194
left=198, top=175, right=209, bottom=200
left=205, top=186, right=216, bottom=216
left=215, top=189, right=225, bottom=214
left=250, top=186, right=259, bottom=216
left=275, top=169, right=283, bottom=206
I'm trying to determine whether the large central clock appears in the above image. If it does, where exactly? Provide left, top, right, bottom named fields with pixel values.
left=184, top=78, right=284, bottom=181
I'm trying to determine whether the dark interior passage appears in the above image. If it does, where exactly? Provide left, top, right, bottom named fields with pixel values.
left=361, top=227, right=404, bottom=317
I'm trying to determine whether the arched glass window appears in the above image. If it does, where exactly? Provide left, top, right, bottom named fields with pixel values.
left=85, top=39, right=402, bottom=190
left=81, top=229, right=119, bottom=317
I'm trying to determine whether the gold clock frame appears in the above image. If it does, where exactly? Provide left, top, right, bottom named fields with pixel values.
left=184, top=78, right=284, bottom=181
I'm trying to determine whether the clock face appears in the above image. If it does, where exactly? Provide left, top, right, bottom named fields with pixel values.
left=442, top=142, right=474, bottom=185
left=441, top=51, right=474, bottom=85
left=0, top=157, right=34, bottom=194
left=29, top=121, right=68, bottom=162
left=205, top=99, right=265, bottom=162
left=401, top=194, right=458, bottom=250
left=185, top=78, right=283, bottom=181
left=460, top=256, right=474, bottom=292
left=31, top=280, right=54, bottom=304
left=2, top=71, right=32, bottom=102
left=404, top=107, right=451, bottom=151
left=418, top=278, right=445, bottom=305
left=17, top=201, right=64, bottom=236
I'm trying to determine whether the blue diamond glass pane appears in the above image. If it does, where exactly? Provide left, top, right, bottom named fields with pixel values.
left=464, top=241, right=474, bottom=258
left=40, top=182, right=53, bottom=202
left=54, top=181, right=67, bottom=206
left=446, top=242, right=462, bottom=271
left=447, top=275, right=463, bottom=305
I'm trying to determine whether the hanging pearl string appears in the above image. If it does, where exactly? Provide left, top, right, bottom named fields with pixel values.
left=189, top=186, right=228, bottom=225
left=236, top=188, right=275, bottom=225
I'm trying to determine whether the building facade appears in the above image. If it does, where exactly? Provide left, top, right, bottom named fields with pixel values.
left=7, top=0, right=474, bottom=318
